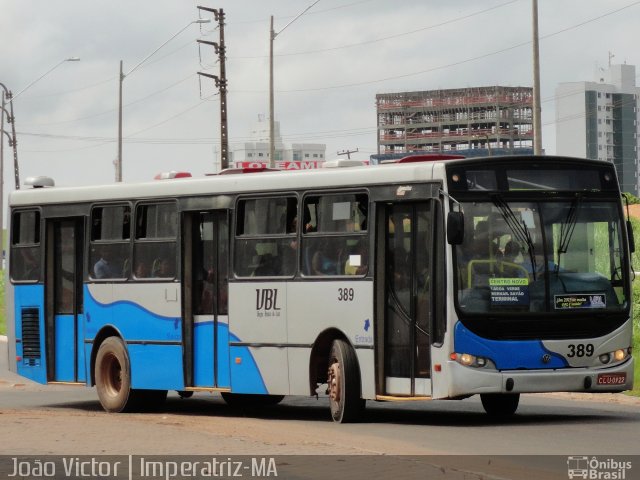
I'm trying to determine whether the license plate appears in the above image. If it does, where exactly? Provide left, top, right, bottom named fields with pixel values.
left=596, top=373, right=626, bottom=386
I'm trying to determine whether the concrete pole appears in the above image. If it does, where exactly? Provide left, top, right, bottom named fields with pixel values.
left=532, top=0, right=543, bottom=155
left=7, top=99, right=19, bottom=190
left=117, top=60, right=123, bottom=182
left=269, top=16, right=276, bottom=168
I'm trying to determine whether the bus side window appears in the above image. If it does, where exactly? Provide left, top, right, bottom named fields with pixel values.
left=302, top=193, right=369, bottom=277
left=10, top=210, right=42, bottom=283
left=89, top=205, right=131, bottom=281
left=134, top=202, right=177, bottom=280
left=234, top=196, right=298, bottom=278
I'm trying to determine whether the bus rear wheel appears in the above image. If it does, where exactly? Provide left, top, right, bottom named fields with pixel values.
left=327, top=339, right=363, bottom=423
left=95, top=337, right=135, bottom=412
left=95, top=337, right=167, bottom=413
left=480, top=393, right=520, bottom=416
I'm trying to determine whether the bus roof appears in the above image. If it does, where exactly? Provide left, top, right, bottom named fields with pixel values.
left=9, top=155, right=613, bottom=207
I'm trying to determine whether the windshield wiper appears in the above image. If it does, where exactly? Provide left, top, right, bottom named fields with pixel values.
left=491, top=194, right=537, bottom=280
left=556, top=195, right=582, bottom=276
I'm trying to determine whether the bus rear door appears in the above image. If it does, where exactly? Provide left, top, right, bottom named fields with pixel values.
left=183, top=211, right=230, bottom=390
left=45, top=218, right=86, bottom=383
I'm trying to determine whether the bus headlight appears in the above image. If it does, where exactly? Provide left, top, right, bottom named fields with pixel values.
left=599, top=348, right=629, bottom=364
left=451, top=352, right=492, bottom=368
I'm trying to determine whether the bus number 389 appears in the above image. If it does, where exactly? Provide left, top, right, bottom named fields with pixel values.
left=567, top=344, right=594, bottom=358
left=338, top=288, right=355, bottom=302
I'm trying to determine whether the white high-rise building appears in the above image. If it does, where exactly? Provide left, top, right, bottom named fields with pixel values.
left=556, top=64, right=640, bottom=195
left=235, top=116, right=326, bottom=169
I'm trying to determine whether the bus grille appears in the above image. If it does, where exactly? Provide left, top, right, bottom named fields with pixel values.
left=21, top=308, right=41, bottom=365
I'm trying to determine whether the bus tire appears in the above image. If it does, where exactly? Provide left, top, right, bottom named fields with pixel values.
left=95, top=336, right=137, bottom=413
left=327, top=339, right=363, bottom=423
left=480, top=393, right=520, bottom=416
left=220, top=393, right=284, bottom=407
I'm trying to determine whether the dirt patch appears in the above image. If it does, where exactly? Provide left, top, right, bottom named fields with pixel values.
left=628, top=204, right=640, bottom=218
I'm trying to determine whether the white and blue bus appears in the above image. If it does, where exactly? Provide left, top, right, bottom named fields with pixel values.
left=6, top=155, right=635, bottom=422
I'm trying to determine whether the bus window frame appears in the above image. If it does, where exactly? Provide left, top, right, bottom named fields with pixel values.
left=9, top=207, right=43, bottom=284
left=133, top=200, right=180, bottom=282
left=300, top=189, right=370, bottom=279
left=88, top=202, right=132, bottom=283
left=233, top=192, right=299, bottom=279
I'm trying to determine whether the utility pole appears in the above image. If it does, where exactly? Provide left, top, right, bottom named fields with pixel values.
left=5, top=92, right=19, bottom=190
left=269, top=1, right=320, bottom=169
left=197, top=6, right=228, bottom=171
left=269, top=15, right=276, bottom=168
left=337, top=148, right=358, bottom=160
left=117, top=60, right=123, bottom=182
left=532, top=0, right=542, bottom=155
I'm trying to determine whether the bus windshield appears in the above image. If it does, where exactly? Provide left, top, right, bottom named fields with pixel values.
left=454, top=198, right=628, bottom=321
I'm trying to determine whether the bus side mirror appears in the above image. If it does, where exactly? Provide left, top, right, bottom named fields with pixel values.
left=447, top=211, right=464, bottom=245
left=627, top=220, right=635, bottom=253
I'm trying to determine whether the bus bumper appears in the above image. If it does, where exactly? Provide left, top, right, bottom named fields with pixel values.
left=445, top=357, right=634, bottom=398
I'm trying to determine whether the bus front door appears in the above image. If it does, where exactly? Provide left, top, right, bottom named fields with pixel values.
left=380, top=202, right=433, bottom=396
left=183, top=211, right=230, bottom=390
left=45, top=218, right=85, bottom=383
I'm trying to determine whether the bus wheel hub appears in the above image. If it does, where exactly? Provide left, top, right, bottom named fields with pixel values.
left=328, top=363, right=341, bottom=402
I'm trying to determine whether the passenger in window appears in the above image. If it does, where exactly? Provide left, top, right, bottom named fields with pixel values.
left=154, top=258, right=174, bottom=278
left=254, top=253, right=278, bottom=276
left=134, top=261, right=148, bottom=278
left=311, top=242, right=339, bottom=275
left=503, top=240, right=521, bottom=263
left=94, top=248, right=120, bottom=279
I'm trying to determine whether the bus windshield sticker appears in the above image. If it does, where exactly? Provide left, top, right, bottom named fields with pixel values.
left=554, top=294, right=606, bottom=310
left=489, top=278, right=529, bottom=305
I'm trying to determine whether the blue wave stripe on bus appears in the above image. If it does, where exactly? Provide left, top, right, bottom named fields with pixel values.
left=229, top=332, right=268, bottom=395
left=454, top=322, right=567, bottom=370
left=84, top=286, right=181, bottom=341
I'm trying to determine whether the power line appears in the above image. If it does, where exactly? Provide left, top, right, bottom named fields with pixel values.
left=232, top=0, right=640, bottom=93
left=232, top=0, right=521, bottom=59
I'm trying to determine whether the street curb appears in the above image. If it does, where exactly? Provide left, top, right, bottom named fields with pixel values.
left=0, top=335, right=7, bottom=343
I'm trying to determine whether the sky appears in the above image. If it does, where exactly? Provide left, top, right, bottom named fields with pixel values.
left=0, top=0, right=638, bottom=190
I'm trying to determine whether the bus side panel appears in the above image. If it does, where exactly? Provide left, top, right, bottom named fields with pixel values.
left=287, top=281, right=375, bottom=398
left=85, top=284, right=184, bottom=390
left=228, top=282, right=289, bottom=395
left=14, top=284, right=47, bottom=384
left=229, top=345, right=278, bottom=394
left=128, top=344, right=185, bottom=390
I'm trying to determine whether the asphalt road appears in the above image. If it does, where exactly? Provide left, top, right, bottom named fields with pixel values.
left=1, top=337, right=639, bottom=479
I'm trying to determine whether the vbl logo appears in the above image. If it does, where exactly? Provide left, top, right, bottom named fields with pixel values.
left=256, top=289, right=281, bottom=311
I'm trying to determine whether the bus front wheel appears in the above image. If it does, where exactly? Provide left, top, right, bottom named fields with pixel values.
left=95, top=337, right=134, bottom=412
left=327, top=339, right=364, bottom=423
left=480, top=393, right=520, bottom=416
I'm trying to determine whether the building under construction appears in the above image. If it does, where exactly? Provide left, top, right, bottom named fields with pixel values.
left=376, top=86, right=534, bottom=157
